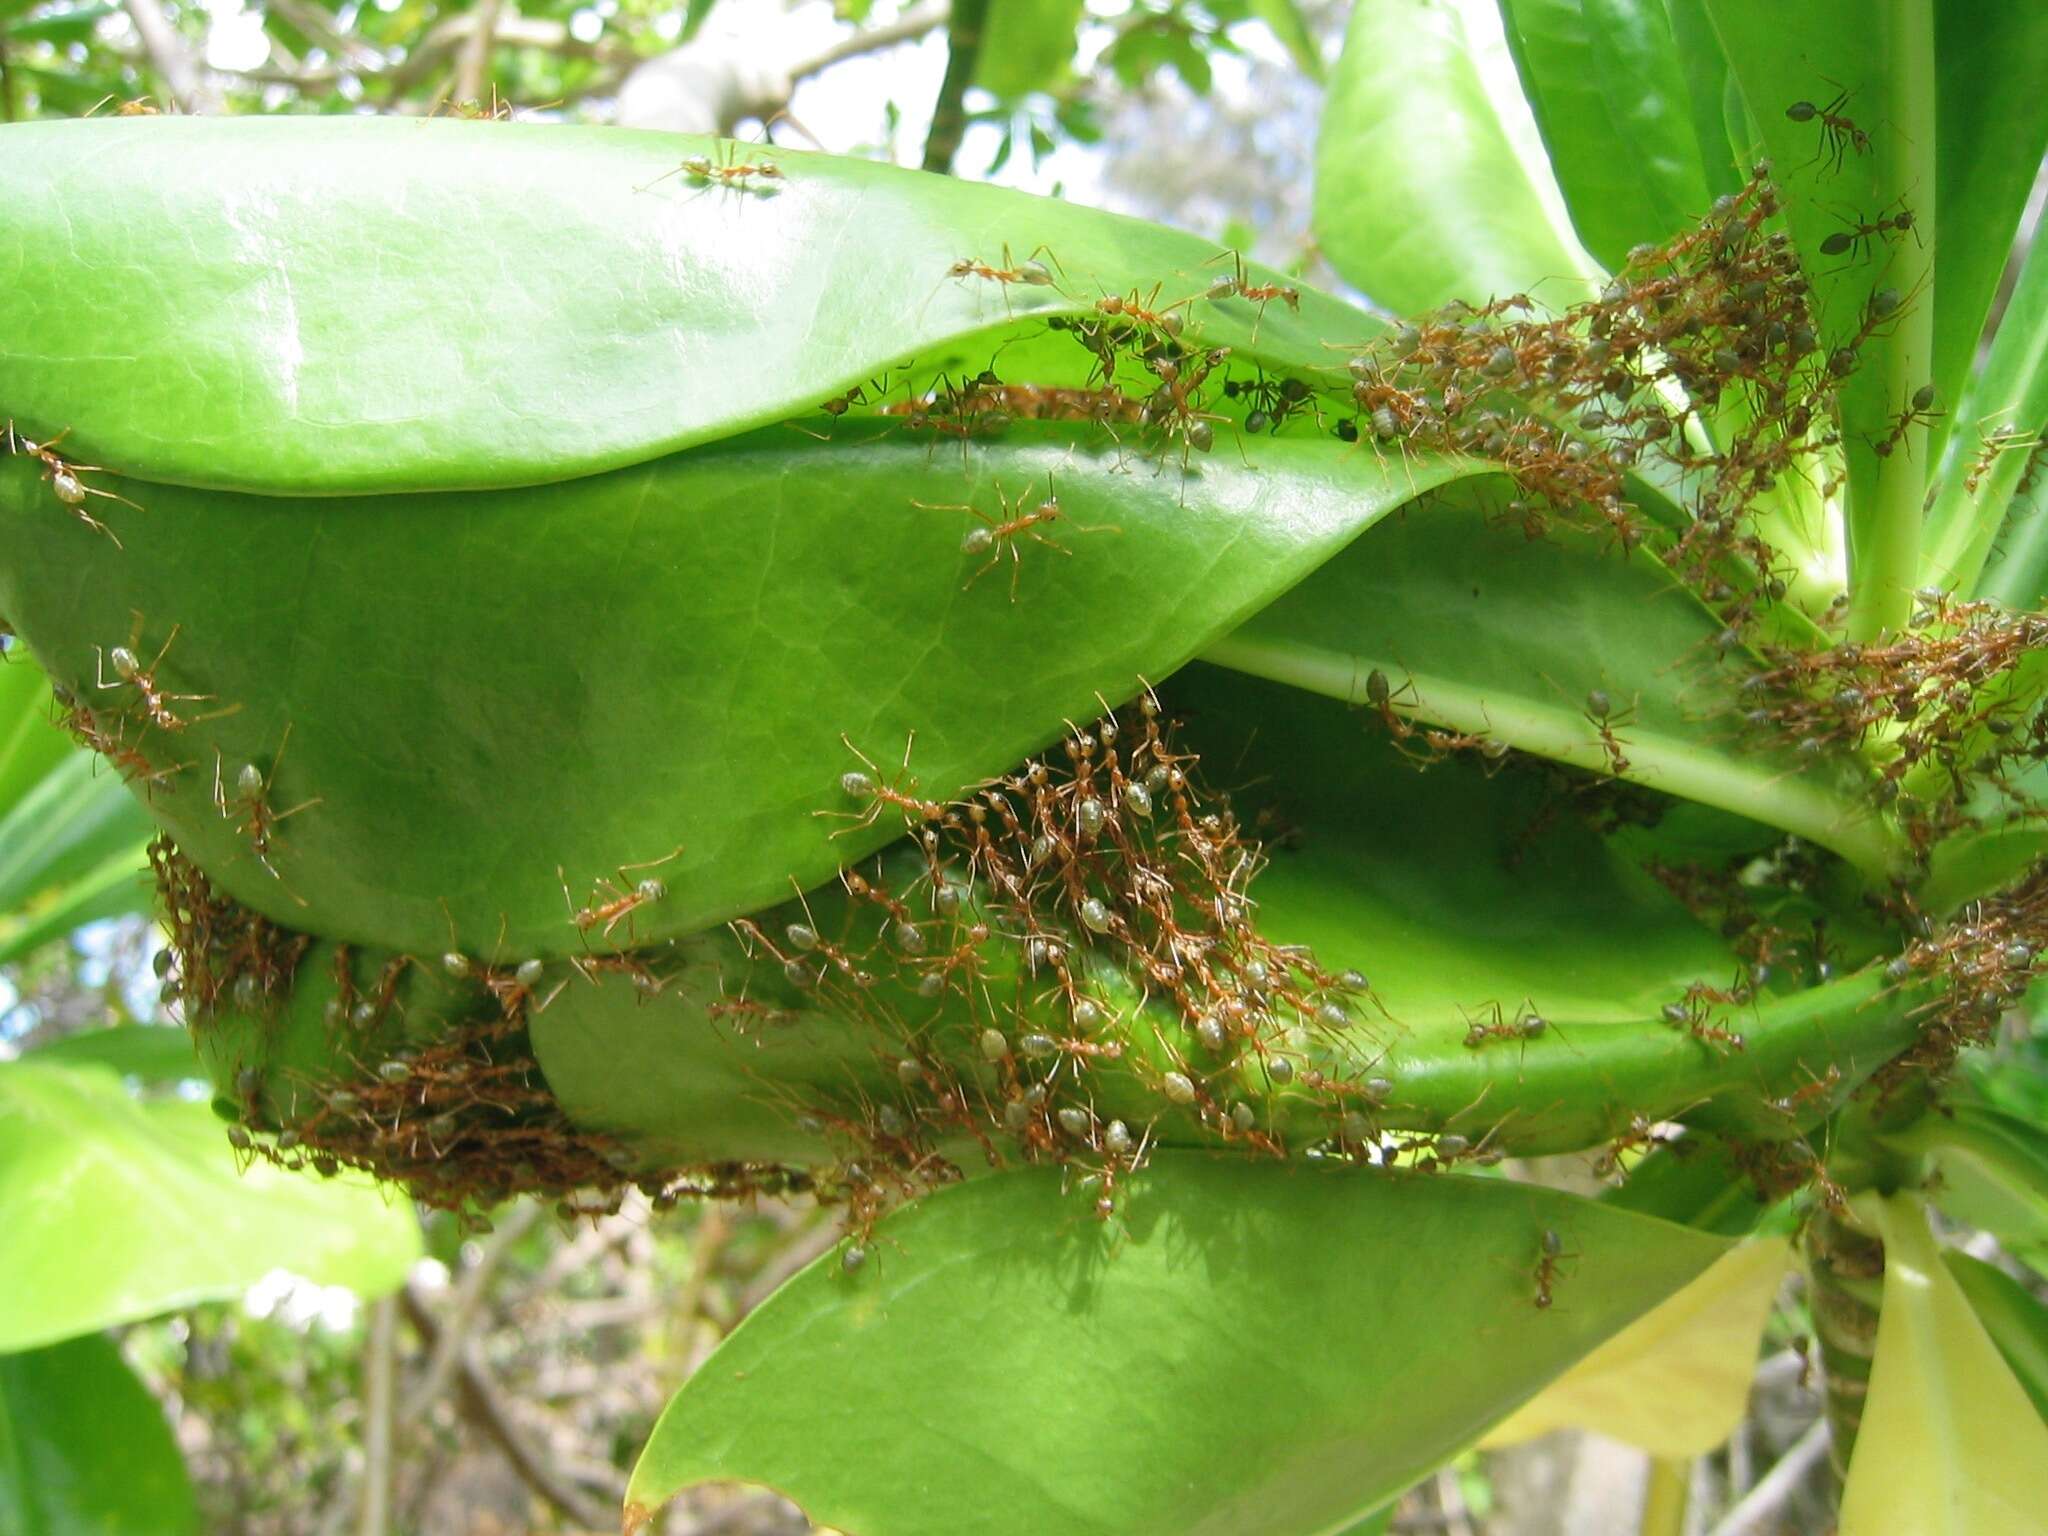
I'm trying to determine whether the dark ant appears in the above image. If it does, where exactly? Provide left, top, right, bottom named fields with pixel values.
left=1873, top=383, right=1941, bottom=459
left=5, top=423, right=140, bottom=546
left=1660, top=990, right=1746, bottom=1052
left=1361, top=666, right=1420, bottom=740
left=1462, top=998, right=1548, bottom=1048
left=1584, top=687, right=1633, bottom=776
left=1533, top=1226, right=1577, bottom=1309
left=1819, top=201, right=1916, bottom=263
left=1785, top=85, right=1869, bottom=174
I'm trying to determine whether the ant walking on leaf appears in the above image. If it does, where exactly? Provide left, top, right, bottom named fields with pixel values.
left=94, top=616, right=233, bottom=733
left=912, top=475, right=1119, bottom=601
left=636, top=140, right=784, bottom=198
left=1786, top=83, right=1870, bottom=174
left=5, top=423, right=140, bottom=547
left=1204, top=250, right=1300, bottom=343
left=944, top=244, right=1064, bottom=317
left=213, top=724, right=321, bottom=898
left=560, top=846, right=684, bottom=946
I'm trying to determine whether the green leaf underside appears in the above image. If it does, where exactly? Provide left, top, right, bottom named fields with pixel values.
left=626, top=1155, right=1730, bottom=1536
left=0, top=117, right=1360, bottom=496
left=0, top=1059, right=418, bottom=1352
left=1314, top=0, right=1595, bottom=315
left=24, top=1022, right=205, bottom=1087
left=1203, top=485, right=1895, bottom=875
left=0, top=431, right=1472, bottom=957
left=529, top=667, right=1922, bottom=1168
left=0, top=1334, right=199, bottom=1536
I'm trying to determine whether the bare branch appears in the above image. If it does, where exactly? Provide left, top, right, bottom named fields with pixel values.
left=1705, top=1419, right=1831, bottom=1536
left=122, top=0, right=223, bottom=113
left=921, top=0, right=989, bottom=174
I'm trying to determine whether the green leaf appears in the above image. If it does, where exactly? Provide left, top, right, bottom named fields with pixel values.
left=23, top=1023, right=202, bottom=1088
left=0, top=655, right=77, bottom=821
left=1839, top=1193, right=2048, bottom=1535
left=1933, top=228, right=2048, bottom=603
left=0, top=749, right=153, bottom=961
left=0, top=1059, right=419, bottom=1352
left=974, top=0, right=1084, bottom=100
left=3, top=1, right=116, bottom=44
left=0, top=1334, right=199, bottom=1536
left=0, top=118, right=1357, bottom=496
left=0, top=435, right=1470, bottom=958
left=1942, top=1251, right=2048, bottom=1423
left=1202, top=486, right=1897, bottom=876
left=1492, top=0, right=1718, bottom=271
left=1248, top=0, right=1323, bottom=82
left=1700, top=0, right=1935, bottom=641
left=1924, top=0, right=2048, bottom=475
left=1885, top=1102, right=2048, bottom=1253
left=627, top=1155, right=1731, bottom=1536
left=1314, top=0, right=1596, bottom=313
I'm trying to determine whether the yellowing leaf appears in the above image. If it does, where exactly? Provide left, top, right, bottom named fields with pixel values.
left=1482, top=1236, right=1789, bottom=1457
left=1839, top=1193, right=2048, bottom=1536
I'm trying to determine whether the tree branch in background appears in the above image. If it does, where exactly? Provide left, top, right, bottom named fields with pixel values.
left=920, top=0, right=988, bottom=173
left=357, top=1295, right=397, bottom=1536
left=790, top=1, right=948, bottom=88
left=449, top=0, right=505, bottom=107
left=400, top=1278, right=610, bottom=1531
left=123, top=0, right=222, bottom=113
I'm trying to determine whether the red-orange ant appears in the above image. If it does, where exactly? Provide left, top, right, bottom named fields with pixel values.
left=1204, top=251, right=1300, bottom=342
left=637, top=141, right=784, bottom=196
left=5, top=423, right=140, bottom=547
left=1785, top=84, right=1868, bottom=174
left=1965, top=421, right=2041, bottom=495
left=946, top=243, right=1062, bottom=302
left=1360, top=666, right=1420, bottom=740
left=820, top=732, right=948, bottom=838
left=1462, top=999, right=1548, bottom=1049
left=212, top=724, right=321, bottom=894
left=93, top=618, right=224, bottom=733
left=912, top=476, right=1118, bottom=601
left=560, top=846, right=684, bottom=944
left=1094, top=282, right=1188, bottom=337
left=1660, top=989, right=1746, bottom=1052
left=1532, top=1226, right=1578, bottom=1309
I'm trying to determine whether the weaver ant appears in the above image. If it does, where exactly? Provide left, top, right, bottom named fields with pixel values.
left=212, top=724, right=321, bottom=894
left=946, top=244, right=1062, bottom=314
left=5, top=423, right=140, bottom=547
left=560, top=846, right=684, bottom=944
left=1583, top=688, right=1633, bottom=776
left=1204, top=250, right=1300, bottom=341
left=1659, top=989, right=1746, bottom=1052
left=912, top=476, right=1118, bottom=601
left=637, top=141, right=784, bottom=197
left=1094, top=282, right=1189, bottom=338
left=1785, top=84, right=1869, bottom=174
left=1532, top=1226, right=1578, bottom=1310
left=821, top=732, right=949, bottom=838
left=94, top=618, right=225, bottom=733
left=1873, top=383, right=1941, bottom=459
left=1818, top=200, right=1916, bottom=264
left=1462, top=999, right=1549, bottom=1049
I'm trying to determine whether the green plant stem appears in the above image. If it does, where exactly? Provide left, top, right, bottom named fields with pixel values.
left=921, top=0, right=988, bottom=173
left=1202, top=631, right=1902, bottom=879
left=1640, top=1457, right=1690, bottom=1536
left=1843, top=0, right=1937, bottom=642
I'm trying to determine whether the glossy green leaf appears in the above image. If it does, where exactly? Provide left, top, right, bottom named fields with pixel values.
left=1493, top=0, right=1717, bottom=271
left=1659, top=0, right=1742, bottom=205
left=0, top=655, right=75, bottom=813
left=1943, top=1252, right=2048, bottom=1423
left=1885, top=1102, right=2048, bottom=1253
left=1701, top=0, right=1934, bottom=640
left=1839, top=1193, right=2048, bottom=1535
left=0, top=118, right=1359, bottom=496
left=0, top=749, right=152, bottom=935
left=1924, top=0, right=2048, bottom=475
left=1937, top=228, right=2048, bottom=603
left=1204, top=487, right=1896, bottom=875
left=627, top=1156, right=1731, bottom=1536
left=23, top=1023, right=202, bottom=1088
left=0, top=1059, right=419, bottom=1352
left=0, top=434, right=1469, bottom=957
left=1314, top=0, right=1597, bottom=314
left=0, top=1333, right=198, bottom=1536
left=974, top=0, right=1084, bottom=99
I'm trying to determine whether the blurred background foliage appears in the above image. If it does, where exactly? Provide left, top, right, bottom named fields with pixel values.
left=2, top=2, right=2044, bottom=1533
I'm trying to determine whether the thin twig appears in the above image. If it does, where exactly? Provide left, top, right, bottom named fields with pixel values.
left=401, top=1201, right=539, bottom=1425
left=450, top=0, right=505, bottom=106
left=400, top=1279, right=610, bottom=1531
left=920, top=0, right=988, bottom=173
left=789, top=1, right=948, bottom=85
left=1705, top=1420, right=1830, bottom=1536
left=122, top=0, right=220, bottom=112
left=358, top=1295, right=397, bottom=1536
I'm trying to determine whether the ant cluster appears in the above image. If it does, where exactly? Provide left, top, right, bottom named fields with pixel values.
left=150, top=835, right=310, bottom=1024
left=1880, top=863, right=2047, bottom=1090
left=1736, top=591, right=2048, bottom=853
left=723, top=691, right=1452, bottom=1233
